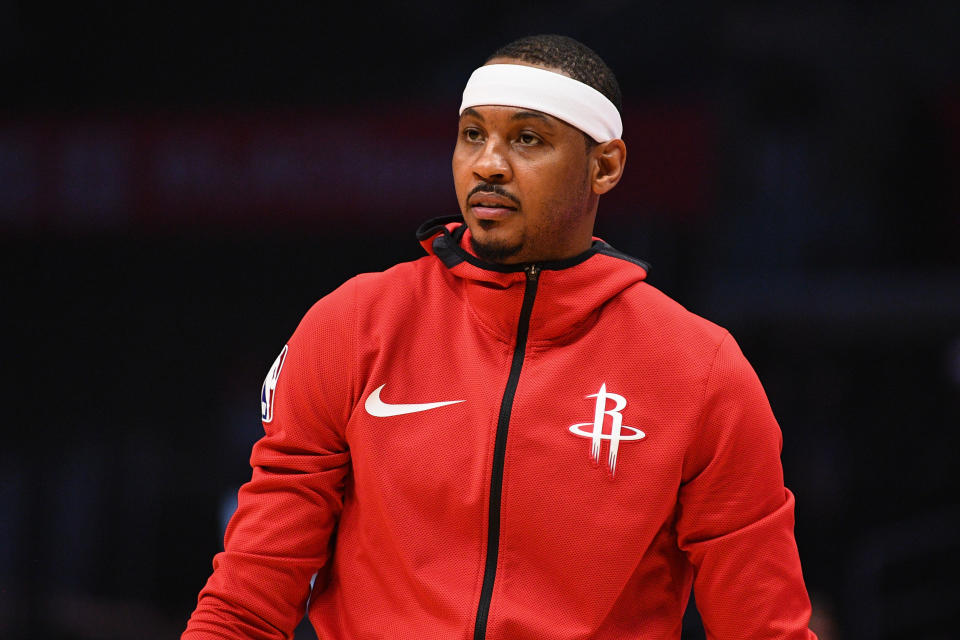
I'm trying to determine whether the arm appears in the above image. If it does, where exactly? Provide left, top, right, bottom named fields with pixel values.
left=677, top=332, right=816, bottom=640
left=183, top=281, right=357, bottom=639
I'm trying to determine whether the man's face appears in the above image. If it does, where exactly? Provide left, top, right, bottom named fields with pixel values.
left=452, top=64, right=598, bottom=264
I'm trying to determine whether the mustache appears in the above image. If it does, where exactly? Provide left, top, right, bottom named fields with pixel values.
left=467, top=182, right=521, bottom=207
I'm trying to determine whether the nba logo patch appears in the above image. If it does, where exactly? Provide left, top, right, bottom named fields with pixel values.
left=261, top=345, right=288, bottom=423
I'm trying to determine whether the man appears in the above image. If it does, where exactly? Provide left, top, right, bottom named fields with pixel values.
left=184, top=35, right=816, bottom=639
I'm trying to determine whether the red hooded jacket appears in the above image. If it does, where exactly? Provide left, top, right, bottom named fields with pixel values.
left=184, top=218, right=815, bottom=639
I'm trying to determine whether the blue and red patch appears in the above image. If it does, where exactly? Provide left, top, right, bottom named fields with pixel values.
left=260, top=345, right=288, bottom=423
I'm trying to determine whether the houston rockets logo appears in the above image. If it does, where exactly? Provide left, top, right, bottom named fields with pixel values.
left=568, top=383, right=645, bottom=476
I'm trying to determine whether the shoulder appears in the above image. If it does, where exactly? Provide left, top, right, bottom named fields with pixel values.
left=351, top=254, right=444, bottom=300
left=622, top=286, right=771, bottom=434
left=295, top=255, right=443, bottom=331
left=588, top=246, right=729, bottom=350
left=618, top=280, right=730, bottom=358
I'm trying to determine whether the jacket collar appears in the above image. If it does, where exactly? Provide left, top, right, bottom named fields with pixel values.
left=417, top=216, right=650, bottom=344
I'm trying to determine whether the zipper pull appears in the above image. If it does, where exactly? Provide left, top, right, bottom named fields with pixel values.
left=525, top=264, right=540, bottom=281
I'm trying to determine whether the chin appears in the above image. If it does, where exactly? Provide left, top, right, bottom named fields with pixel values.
left=469, top=233, right=524, bottom=264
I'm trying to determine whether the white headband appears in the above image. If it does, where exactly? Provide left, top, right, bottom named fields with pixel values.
left=459, top=64, right=622, bottom=143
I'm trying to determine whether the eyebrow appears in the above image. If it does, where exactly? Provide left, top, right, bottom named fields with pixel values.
left=510, top=110, right=553, bottom=125
left=459, top=108, right=555, bottom=127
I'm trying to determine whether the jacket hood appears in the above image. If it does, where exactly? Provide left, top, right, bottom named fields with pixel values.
left=416, top=216, right=650, bottom=344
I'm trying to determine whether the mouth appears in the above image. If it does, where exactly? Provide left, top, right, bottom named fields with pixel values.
left=467, top=192, right=519, bottom=220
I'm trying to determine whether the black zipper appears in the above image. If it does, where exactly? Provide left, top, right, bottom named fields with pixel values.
left=473, top=263, right=540, bottom=640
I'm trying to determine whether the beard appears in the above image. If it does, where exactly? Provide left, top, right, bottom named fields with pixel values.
left=469, top=228, right=524, bottom=263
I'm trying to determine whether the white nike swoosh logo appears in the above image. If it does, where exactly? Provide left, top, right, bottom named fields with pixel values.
left=364, top=384, right=465, bottom=417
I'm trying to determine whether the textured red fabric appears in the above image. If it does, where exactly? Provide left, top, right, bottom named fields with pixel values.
left=183, top=221, right=816, bottom=639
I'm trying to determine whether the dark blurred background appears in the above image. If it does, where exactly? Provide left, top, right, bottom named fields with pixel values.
left=2, top=2, right=958, bottom=639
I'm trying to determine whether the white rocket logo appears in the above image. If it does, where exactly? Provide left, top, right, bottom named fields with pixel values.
left=568, top=384, right=645, bottom=476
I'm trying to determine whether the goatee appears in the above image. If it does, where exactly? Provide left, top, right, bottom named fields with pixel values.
left=469, top=235, right=522, bottom=264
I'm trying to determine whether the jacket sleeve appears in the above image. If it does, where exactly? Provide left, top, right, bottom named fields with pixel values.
left=183, top=280, right=357, bottom=640
left=677, top=332, right=816, bottom=640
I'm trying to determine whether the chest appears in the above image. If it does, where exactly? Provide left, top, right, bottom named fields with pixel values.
left=344, top=312, right=704, bottom=531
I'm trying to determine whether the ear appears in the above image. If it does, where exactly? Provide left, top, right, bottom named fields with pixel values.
left=590, top=139, right=627, bottom=195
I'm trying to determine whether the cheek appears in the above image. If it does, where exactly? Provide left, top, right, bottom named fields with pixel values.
left=539, top=166, right=591, bottom=220
left=451, top=154, right=470, bottom=197
left=545, top=162, right=589, bottom=200
left=451, top=149, right=463, bottom=179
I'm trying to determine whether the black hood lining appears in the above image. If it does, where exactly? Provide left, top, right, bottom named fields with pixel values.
left=416, top=215, right=650, bottom=275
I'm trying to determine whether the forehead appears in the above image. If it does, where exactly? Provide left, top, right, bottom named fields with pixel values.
left=459, top=59, right=584, bottom=136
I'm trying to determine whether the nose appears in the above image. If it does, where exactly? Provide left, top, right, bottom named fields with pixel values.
left=472, top=137, right=512, bottom=183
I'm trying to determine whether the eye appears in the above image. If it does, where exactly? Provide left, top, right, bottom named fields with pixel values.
left=462, top=127, right=483, bottom=142
left=517, top=132, right=541, bottom=146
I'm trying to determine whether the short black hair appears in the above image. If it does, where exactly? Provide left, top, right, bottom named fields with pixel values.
left=486, top=34, right=622, bottom=114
